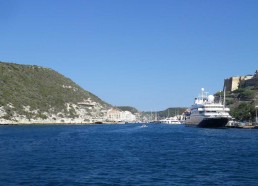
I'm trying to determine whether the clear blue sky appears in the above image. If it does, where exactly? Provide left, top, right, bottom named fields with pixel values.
left=1, top=0, right=258, bottom=111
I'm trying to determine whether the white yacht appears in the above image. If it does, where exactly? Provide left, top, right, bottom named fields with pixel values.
left=160, top=117, right=181, bottom=124
left=185, top=88, right=232, bottom=128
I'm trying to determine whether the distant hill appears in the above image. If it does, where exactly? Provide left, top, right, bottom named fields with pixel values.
left=116, top=106, right=139, bottom=114
left=0, top=61, right=111, bottom=124
left=157, top=107, right=187, bottom=118
left=142, top=107, right=187, bottom=121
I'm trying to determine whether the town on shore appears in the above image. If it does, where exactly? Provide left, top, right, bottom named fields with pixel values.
left=0, top=61, right=257, bottom=126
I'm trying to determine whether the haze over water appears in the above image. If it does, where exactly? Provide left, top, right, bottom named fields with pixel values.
left=0, top=124, right=258, bottom=185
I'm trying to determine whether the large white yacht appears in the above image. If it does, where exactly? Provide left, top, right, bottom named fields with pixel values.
left=185, top=88, right=232, bottom=128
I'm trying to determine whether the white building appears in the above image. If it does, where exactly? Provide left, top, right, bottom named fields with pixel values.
left=122, top=111, right=136, bottom=122
left=107, top=108, right=136, bottom=122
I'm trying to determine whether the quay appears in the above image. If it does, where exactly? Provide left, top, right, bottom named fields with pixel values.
left=227, top=125, right=258, bottom=129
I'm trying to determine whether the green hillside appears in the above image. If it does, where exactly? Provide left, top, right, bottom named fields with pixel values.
left=215, top=86, right=257, bottom=122
left=142, top=107, right=186, bottom=120
left=116, top=106, right=139, bottom=114
left=0, top=61, right=109, bottom=121
left=228, top=87, right=257, bottom=121
left=156, top=107, right=186, bottom=118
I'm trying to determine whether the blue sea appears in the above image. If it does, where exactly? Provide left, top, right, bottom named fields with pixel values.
left=0, top=124, right=258, bottom=186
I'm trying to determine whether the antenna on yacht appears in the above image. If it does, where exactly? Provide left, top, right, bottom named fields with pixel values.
left=201, top=88, right=205, bottom=102
left=219, top=91, right=222, bottom=104
left=223, top=86, right=226, bottom=110
left=205, top=92, right=208, bottom=97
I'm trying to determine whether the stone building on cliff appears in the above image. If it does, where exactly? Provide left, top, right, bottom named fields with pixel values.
left=224, top=70, right=258, bottom=91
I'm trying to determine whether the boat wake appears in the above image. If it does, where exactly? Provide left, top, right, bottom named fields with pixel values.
left=140, top=124, right=148, bottom=128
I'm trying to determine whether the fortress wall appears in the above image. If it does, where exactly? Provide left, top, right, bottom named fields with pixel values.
left=224, top=77, right=241, bottom=91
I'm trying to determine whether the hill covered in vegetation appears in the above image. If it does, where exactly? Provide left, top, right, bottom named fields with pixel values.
left=228, top=88, right=257, bottom=122
left=215, top=86, right=257, bottom=122
left=0, top=62, right=111, bottom=124
left=116, top=106, right=139, bottom=114
left=141, top=107, right=186, bottom=121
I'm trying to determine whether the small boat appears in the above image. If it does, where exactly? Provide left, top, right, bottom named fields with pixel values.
left=140, top=124, right=148, bottom=128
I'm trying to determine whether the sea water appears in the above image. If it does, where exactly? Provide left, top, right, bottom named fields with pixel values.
left=0, top=124, right=258, bottom=186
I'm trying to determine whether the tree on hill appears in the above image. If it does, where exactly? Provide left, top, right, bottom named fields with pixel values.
left=230, top=102, right=256, bottom=121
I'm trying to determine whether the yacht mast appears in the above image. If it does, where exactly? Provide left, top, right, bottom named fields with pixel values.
left=201, top=88, right=204, bottom=101
left=223, top=86, right=226, bottom=110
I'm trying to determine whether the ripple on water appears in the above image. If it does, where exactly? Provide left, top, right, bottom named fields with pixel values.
left=0, top=124, right=258, bottom=185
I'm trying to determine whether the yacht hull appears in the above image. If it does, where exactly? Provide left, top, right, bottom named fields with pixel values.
left=185, top=117, right=229, bottom=128
left=198, top=117, right=229, bottom=128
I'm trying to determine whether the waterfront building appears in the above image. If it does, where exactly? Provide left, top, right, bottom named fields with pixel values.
left=106, top=108, right=136, bottom=122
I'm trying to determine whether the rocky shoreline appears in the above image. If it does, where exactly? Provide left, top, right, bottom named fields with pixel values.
left=0, top=119, right=127, bottom=125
